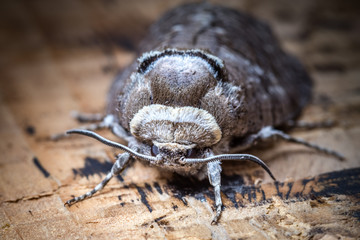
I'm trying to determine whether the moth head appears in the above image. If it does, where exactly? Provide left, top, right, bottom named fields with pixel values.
left=130, top=104, right=222, bottom=163
left=150, top=142, right=199, bottom=164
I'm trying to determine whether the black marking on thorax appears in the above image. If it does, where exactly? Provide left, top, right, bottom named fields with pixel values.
left=137, top=49, right=227, bottom=82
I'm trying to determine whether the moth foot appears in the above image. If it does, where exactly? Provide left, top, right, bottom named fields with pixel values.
left=64, top=198, right=77, bottom=207
left=50, top=114, right=116, bottom=141
left=71, top=111, right=105, bottom=123
left=211, top=205, right=222, bottom=225
left=64, top=191, right=91, bottom=207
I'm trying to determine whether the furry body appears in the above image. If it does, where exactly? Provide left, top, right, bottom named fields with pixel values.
left=108, top=3, right=311, bottom=139
left=63, top=3, right=325, bottom=224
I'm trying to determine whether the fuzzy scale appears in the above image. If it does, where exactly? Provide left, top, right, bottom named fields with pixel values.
left=130, top=104, right=222, bottom=147
left=63, top=3, right=323, bottom=224
left=108, top=3, right=312, bottom=145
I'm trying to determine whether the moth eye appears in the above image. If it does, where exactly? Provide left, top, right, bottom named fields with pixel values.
left=186, top=149, right=198, bottom=158
left=151, top=145, right=159, bottom=156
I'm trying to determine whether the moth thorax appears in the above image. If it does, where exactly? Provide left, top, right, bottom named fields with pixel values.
left=144, top=55, right=218, bottom=106
left=129, top=104, right=222, bottom=148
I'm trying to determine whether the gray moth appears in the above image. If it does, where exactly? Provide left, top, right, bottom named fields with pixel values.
left=59, top=3, right=343, bottom=224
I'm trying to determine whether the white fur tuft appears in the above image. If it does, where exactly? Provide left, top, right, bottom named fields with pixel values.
left=130, top=104, right=222, bottom=145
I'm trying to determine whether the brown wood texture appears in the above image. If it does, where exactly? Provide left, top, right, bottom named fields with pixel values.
left=0, top=0, right=359, bottom=239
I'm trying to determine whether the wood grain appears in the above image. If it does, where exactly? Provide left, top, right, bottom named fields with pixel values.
left=0, top=0, right=359, bottom=239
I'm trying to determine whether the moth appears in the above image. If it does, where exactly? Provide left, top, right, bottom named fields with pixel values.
left=58, top=3, right=343, bottom=224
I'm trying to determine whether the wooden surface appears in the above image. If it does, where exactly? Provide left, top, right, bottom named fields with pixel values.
left=0, top=0, right=359, bottom=239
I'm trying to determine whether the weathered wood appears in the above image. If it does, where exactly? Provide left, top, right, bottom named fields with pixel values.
left=0, top=0, right=359, bottom=239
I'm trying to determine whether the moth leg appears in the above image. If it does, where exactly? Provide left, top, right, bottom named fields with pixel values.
left=65, top=152, right=130, bottom=206
left=71, top=111, right=105, bottom=123
left=51, top=114, right=116, bottom=140
left=285, top=119, right=335, bottom=130
left=258, top=126, right=344, bottom=160
left=207, top=160, right=222, bottom=225
left=231, top=126, right=344, bottom=159
left=110, top=122, right=132, bottom=141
